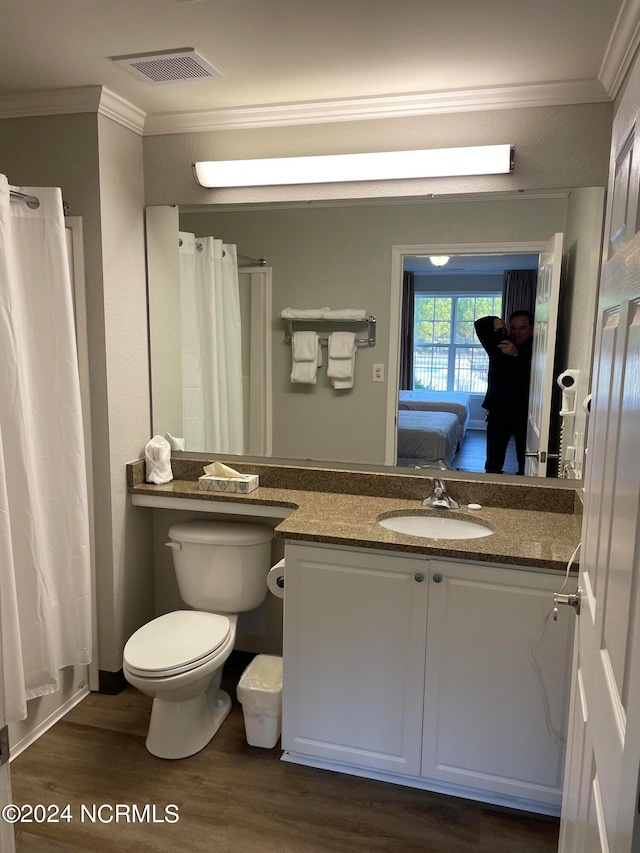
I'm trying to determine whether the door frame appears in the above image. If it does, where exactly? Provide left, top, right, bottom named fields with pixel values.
left=386, top=241, right=549, bottom=466
left=65, top=217, right=99, bottom=693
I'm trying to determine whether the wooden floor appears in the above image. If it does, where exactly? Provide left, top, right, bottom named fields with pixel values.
left=10, top=671, right=560, bottom=853
left=452, top=428, right=519, bottom=474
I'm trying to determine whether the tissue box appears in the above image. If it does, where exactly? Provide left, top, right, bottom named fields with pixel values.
left=198, top=474, right=259, bottom=494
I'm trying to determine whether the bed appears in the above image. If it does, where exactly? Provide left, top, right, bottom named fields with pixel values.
left=398, top=390, right=471, bottom=445
left=396, top=410, right=460, bottom=469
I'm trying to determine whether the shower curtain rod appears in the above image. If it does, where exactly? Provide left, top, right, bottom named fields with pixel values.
left=237, top=253, right=266, bottom=266
left=10, top=190, right=40, bottom=209
left=178, top=236, right=266, bottom=266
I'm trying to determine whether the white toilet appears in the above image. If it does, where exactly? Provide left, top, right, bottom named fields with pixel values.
left=123, top=519, right=273, bottom=759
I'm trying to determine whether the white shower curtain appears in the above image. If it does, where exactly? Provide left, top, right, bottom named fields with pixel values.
left=0, top=175, right=91, bottom=723
left=179, top=233, right=244, bottom=454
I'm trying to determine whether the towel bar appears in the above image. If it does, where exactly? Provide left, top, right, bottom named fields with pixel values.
left=283, top=315, right=376, bottom=347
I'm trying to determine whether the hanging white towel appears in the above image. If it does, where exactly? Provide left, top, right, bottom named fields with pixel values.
left=323, top=308, right=368, bottom=320
left=327, top=332, right=357, bottom=389
left=290, top=331, right=320, bottom=384
left=280, top=307, right=330, bottom=319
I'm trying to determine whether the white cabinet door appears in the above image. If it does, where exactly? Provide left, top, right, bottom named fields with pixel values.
left=282, top=542, right=428, bottom=775
left=422, top=560, right=575, bottom=808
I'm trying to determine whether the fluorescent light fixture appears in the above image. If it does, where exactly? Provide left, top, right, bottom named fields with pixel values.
left=193, top=144, right=514, bottom=189
left=429, top=256, right=450, bottom=267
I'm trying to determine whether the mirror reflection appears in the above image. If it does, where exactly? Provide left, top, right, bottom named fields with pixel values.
left=146, top=188, right=604, bottom=481
left=398, top=254, right=538, bottom=476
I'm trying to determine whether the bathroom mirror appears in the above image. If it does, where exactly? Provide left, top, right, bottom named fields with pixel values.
left=146, top=187, right=604, bottom=481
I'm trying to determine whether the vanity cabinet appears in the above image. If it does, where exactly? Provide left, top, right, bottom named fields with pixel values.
left=421, top=559, right=573, bottom=808
left=282, top=542, right=575, bottom=813
left=281, top=542, right=428, bottom=775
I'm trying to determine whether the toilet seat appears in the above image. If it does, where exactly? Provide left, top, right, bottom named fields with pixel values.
left=123, top=610, right=231, bottom=678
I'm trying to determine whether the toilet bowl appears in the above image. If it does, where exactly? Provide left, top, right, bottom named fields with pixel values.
left=123, top=610, right=237, bottom=759
left=123, top=520, right=273, bottom=759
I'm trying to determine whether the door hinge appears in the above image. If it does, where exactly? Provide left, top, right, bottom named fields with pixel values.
left=0, top=726, right=9, bottom=768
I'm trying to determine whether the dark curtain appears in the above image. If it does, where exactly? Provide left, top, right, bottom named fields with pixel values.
left=399, top=271, right=415, bottom=390
left=502, top=269, right=537, bottom=321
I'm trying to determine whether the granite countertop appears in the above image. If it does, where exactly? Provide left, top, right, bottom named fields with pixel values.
left=128, top=460, right=583, bottom=571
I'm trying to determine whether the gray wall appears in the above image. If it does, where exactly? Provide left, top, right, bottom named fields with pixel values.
left=0, top=112, right=154, bottom=673
left=96, top=114, right=154, bottom=671
left=557, top=187, right=606, bottom=476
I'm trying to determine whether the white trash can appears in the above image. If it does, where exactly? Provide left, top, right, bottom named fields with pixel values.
left=236, top=654, right=283, bottom=748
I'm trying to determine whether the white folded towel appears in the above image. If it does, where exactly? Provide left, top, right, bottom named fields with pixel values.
left=280, top=307, right=330, bottom=319
left=145, top=435, right=173, bottom=484
left=327, top=331, right=357, bottom=389
left=290, top=331, right=320, bottom=384
left=323, top=308, right=368, bottom=320
left=165, top=432, right=186, bottom=451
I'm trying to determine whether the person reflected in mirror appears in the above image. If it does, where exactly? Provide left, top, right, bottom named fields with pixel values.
left=474, top=311, right=534, bottom=475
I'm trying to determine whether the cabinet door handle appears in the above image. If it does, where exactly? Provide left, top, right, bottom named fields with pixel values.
left=433, top=573, right=443, bottom=583
left=414, top=573, right=425, bottom=583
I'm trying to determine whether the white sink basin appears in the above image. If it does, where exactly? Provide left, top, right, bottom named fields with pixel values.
left=378, top=514, right=493, bottom=540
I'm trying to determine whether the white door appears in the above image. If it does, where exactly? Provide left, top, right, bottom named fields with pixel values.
left=525, top=232, right=563, bottom=477
left=558, top=106, right=640, bottom=850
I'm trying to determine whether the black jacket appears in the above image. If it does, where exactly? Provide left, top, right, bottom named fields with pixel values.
left=474, top=316, right=532, bottom=414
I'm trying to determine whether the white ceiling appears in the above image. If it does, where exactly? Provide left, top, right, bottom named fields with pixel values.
left=0, top=0, right=633, bottom=133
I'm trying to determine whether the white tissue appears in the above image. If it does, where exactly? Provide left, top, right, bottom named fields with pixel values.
left=203, top=461, right=251, bottom=480
left=267, top=559, right=285, bottom=599
left=145, top=435, right=173, bottom=484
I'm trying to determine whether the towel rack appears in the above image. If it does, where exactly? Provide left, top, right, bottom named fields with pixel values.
left=283, top=315, right=376, bottom=347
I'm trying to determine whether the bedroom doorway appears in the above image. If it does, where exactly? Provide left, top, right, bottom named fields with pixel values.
left=386, top=243, right=546, bottom=474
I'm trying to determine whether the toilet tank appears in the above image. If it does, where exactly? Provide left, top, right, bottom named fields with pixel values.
left=167, top=520, right=273, bottom=613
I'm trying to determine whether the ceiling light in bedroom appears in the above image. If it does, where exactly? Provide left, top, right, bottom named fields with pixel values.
left=193, top=144, right=515, bottom=188
left=429, top=256, right=450, bottom=267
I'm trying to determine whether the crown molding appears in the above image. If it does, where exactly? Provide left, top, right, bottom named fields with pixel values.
left=599, top=0, right=640, bottom=98
left=98, top=88, right=146, bottom=134
left=0, top=85, right=146, bottom=134
left=143, top=78, right=610, bottom=135
left=0, top=75, right=614, bottom=137
left=0, top=86, right=103, bottom=119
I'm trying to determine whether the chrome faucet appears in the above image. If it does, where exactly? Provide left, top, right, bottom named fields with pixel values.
left=422, top=478, right=459, bottom=509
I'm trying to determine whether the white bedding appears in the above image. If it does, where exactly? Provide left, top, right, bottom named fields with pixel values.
left=396, top=410, right=460, bottom=469
left=398, top=390, right=471, bottom=444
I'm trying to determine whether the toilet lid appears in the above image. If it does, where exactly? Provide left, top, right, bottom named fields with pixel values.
left=123, top=611, right=231, bottom=674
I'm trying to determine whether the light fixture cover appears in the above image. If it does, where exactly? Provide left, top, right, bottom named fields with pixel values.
left=193, top=144, right=514, bottom=189
left=429, top=256, right=451, bottom=267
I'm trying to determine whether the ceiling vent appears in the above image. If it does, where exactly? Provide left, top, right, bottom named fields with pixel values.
left=112, top=48, right=223, bottom=85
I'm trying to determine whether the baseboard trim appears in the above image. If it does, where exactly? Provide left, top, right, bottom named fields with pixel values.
left=98, top=669, right=128, bottom=695
left=225, top=649, right=257, bottom=677
left=9, top=686, right=90, bottom=761
left=281, top=751, right=561, bottom=817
